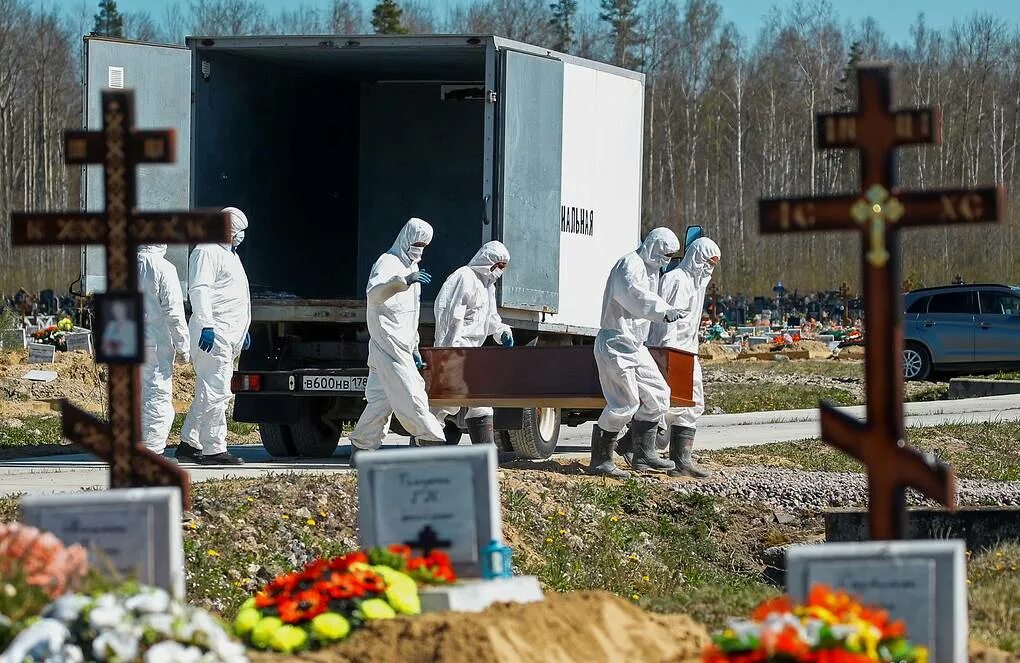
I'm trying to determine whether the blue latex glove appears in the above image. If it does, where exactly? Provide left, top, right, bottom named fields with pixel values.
left=413, top=349, right=426, bottom=370
left=243, top=331, right=251, bottom=350
left=405, top=270, right=432, bottom=286
left=198, top=327, right=215, bottom=352
left=500, top=330, right=514, bottom=347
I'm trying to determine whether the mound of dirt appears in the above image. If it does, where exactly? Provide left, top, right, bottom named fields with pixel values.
left=0, top=349, right=198, bottom=418
left=700, top=342, right=738, bottom=361
left=252, top=591, right=707, bottom=663
left=793, top=340, right=835, bottom=360
left=0, top=350, right=107, bottom=416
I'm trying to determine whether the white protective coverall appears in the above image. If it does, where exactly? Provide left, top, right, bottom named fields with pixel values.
left=430, top=241, right=512, bottom=421
left=646, top=237, right=721, bottom=429
left=181, top=207, right=251, bottom=455
left=595, top=228, right=681, bottom=433
left=349, top=218, right=448, bottom=449
left=137, top=244, right=189, bottom=453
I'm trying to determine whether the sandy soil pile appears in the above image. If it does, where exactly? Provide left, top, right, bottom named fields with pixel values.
left=699, top=342, right=738, bottom=361
left=0, top=350, right=108, bottom=416
left=793, top=340, right=836, bottom=359
left=252, top=591, right=708, bottom=663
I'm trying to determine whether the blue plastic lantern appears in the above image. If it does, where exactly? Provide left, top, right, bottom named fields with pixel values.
left=481, top=539, right=513, bottom=579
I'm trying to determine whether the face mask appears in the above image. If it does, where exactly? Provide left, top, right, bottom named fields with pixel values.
left=406, top=246, right=424, bottom=263
left=232, top=231, right=245, bottom=248
left=490, top=267, right=505, bottom=281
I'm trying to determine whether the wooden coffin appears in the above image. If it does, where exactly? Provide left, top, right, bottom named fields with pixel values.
left=420, top=346, right=695, bottom=409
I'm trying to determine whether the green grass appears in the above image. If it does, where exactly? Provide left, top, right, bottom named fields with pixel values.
left=709, top=359, right=864, bottom=380
left=0, top=416, right=63, bottom=447
left=706, top=421, right=1020, bottom=481
left=706, top=384, right=859, bottom=414
left=0, top=414, right=254, bottom=450
left=970, top=544, right=1020, bottom=652
left=963, top=370, right=1020, bottom=381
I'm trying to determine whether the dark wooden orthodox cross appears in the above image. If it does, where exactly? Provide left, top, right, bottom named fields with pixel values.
left=838, top=281, right=852, bottom=326
left=10, top=90, right=230, bottom=509
left=758, top=64, right=1004, bottom=540
left=404, top=525, right=452, bottom=557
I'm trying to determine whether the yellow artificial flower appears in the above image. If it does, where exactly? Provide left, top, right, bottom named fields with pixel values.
left=310, top=613, right=351, bottom=641
left=233, top=608, right=261, bottom=636
left=360, top=598, right=397, bottom=620
left=269, top=625, right=308, bottom=653
left=250, top=617, right=283, bottom=649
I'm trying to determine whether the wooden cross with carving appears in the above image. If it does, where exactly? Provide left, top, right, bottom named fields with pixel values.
left=759, top=64, right=1004, bottom=540
left=404, top=525, right=452, bottom=557
left=9, top=90, right=230, bottom=509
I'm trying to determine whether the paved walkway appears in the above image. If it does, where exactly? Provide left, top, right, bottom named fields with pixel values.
left=3, top=394, right=1019, bottom=497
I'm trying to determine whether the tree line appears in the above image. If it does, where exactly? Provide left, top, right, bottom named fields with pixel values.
left=1, top=0, right=1017, bottom=296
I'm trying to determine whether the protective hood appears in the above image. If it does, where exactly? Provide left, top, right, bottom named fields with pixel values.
left=637, top=228, right=680, bottom=270
left=388, top=217, right=434, bottom=267
left=222, top=207, right=249, bottom=250
left=138, top=244, right=167, bottom=257
left=680, top=237, right=721, bottom=283
left=468, top=241, right=510, bottom=287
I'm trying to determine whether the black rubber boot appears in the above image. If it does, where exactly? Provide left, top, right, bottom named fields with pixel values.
left=630, top=420, right=676, bottom=473
left=587, top=426, right=629, bottom=478
left=667, top=426, right=711, bottom=479
left=654, top=425, right=669, bottom=452
left=465, top=416, right=495, bottom=444
left=615, top=427, right=634, bottom=465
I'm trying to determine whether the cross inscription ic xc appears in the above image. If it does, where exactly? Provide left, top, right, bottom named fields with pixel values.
left=10, top=90, right=231, bottom=509
left=758, top=64, right=1004, bottom=540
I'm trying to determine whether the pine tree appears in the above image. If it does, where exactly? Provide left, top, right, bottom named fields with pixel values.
left=599, top=0, right=643, bottom=69
left=371, top=0, right=408, bottom=35
left=92, top=0, right=124, bottom=38
left=834, top=41, right=865, bottom=109
left=549, top=0, right=578, bottom=53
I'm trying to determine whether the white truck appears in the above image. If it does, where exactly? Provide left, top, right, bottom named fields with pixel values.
left=79, top=34, right=646, bottom=458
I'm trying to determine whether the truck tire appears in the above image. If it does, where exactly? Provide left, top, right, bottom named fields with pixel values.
left=507, top=407, right=560, bottom=459
left=259, top=423, right=297, bottom=457
left=290, top=401, right=341, bottom=458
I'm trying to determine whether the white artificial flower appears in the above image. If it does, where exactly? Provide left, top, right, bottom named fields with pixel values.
left=125, top=588, right=171, bottom=615
left=140, top=613, right=176, bottom=638
left=0, top=619, right=69, bottom=663
left=88, top=603, right=129, bottom=631
left=91, top=629, right=139, bottom=662
left=53, top=644, right=85, bottom=663
left=143, top=641, right=204, bottom=663
left=42, top=595, right=91, bottom=624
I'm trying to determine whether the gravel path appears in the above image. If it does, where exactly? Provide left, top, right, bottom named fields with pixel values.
left=668, top=465, right=1020, bottom=514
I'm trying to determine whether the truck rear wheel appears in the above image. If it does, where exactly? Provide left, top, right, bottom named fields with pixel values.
left=259, top=423, right=297, bottom=457
left=290, top=400, right=342, bottom=458
left=507, top=407, right=560, bottom=459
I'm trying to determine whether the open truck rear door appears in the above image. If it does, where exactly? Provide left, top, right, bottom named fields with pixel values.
left=497, top=49, right=564, bottom=314
left=81, top=37, right=192, bottom=295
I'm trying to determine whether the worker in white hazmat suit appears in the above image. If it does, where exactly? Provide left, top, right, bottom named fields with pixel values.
left=137, top=244, right=189, bottom=454
left=178, top=207, right=251, bottom=466
left=349, top=218, right=448, bottom=455
left=646, top=237, right=721, bottom=478
left=430, top=241, right=513, bottom=445
left=589, top=228, right=687, bottom=478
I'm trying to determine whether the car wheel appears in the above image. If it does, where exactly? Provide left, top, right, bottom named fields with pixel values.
left=903, top=343, right=932, bottom=381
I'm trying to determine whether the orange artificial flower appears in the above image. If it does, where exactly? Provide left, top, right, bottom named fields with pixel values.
left=751, top=595, right=792, bottom=622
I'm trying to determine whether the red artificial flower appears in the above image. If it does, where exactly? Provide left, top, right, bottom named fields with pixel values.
left=254, top=591, right=276, bottom=609
left=325, top=573, right=363, bottom=600
left=751, top=596, right=792, bottom=622
left=352, top=569, right=385, bottom=594
left=329, top=551, right=368, bottom=572
left=767, top=625, right=808, bottom=658
left=881, top=619, right=906, bottom=640
left=388, top=544, right=412, bottom=559
left=301, top=558, right=329, bottom=580
left=277, top=589, right=327, bottom=624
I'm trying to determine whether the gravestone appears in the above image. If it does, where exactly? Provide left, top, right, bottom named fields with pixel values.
left=356, top=445, right=543, bottom=612
left=27, top=342, right=56, bottom=364
left=36, top=315, right=56, bottom=328
left=20, top=487, right=185, bottom=599
left=787, top=541, right=965, bottom=663
left=0, top=328, right=27, bottom=350
left=65, top=331, right=94, bottom=355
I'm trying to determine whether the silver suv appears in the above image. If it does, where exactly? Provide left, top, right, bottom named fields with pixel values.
left=902, top=284, right=1020, bottom=380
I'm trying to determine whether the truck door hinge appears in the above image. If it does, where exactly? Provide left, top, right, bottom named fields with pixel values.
left=488, top=91, right=498, bottom=104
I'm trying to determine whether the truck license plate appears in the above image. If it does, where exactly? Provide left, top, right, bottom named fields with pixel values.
left=302, top=375, right=367, bottom=392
